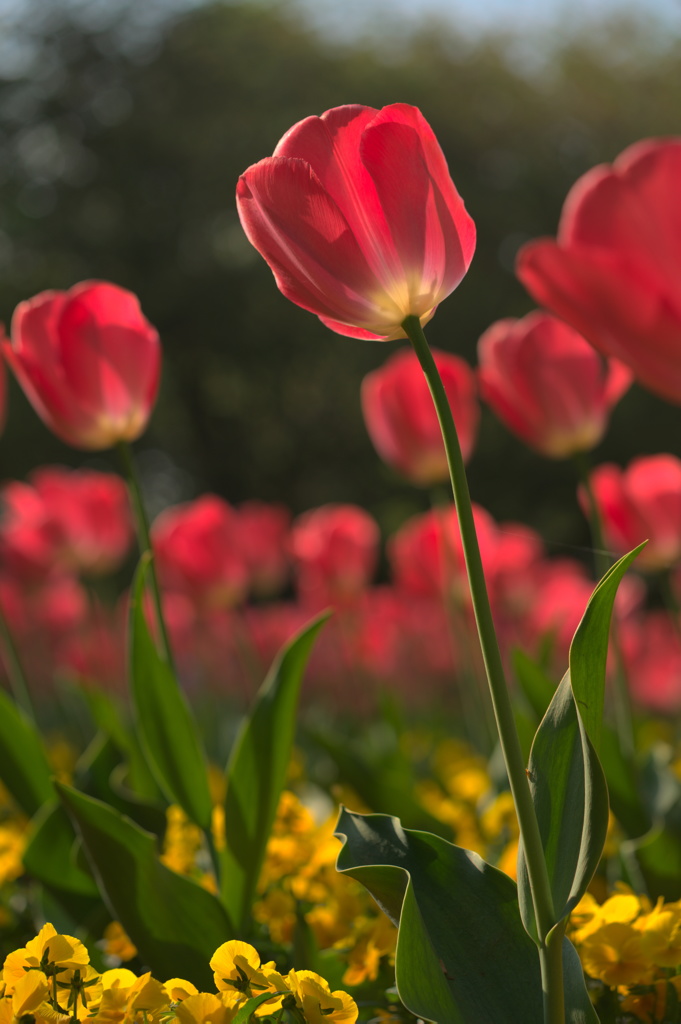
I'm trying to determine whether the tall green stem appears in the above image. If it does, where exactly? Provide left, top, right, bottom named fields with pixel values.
left=0, top=601, right=35, bottom=722
left=117, top=441, right=174, bottom=669
left=574, top=451, right=636, bottom=758
left=402, top=316, right=560, bottom=1020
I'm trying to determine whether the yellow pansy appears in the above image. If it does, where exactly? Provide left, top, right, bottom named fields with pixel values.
left=163, top=978, right=199, bottom=1002
left=209, top=941, right=275, bottom=998
left=579, top=922, right=653, bottom=987
left=3, top=924, right=90, bottom=991
left=638, top=899, right=681, bottom=968
left=174, top=992, right=237, bottom=1024
left=286, top=970, right=358, bottom=1024
left=102, top=923, right=137, bottom=964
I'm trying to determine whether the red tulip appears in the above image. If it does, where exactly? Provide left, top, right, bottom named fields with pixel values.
left=237, top=501, right=291, bottom=596
left=290, top=504, right=379, bottom=608
left=1, top=467, right=132, bottom=580
left=622, top=611, right=681, bottom=713
left=478, top=312, right=631, bottom=458
left=516, top=139, right=681, bottom=403
left=236, top=104, right=475, bottom=340
left=581, top=455, right=681, bottom=572
left=3, top=281, right=160, bottom=449
left=361, top=347, right=478, bottom=483
left=152, top=495, right=249, bottom=609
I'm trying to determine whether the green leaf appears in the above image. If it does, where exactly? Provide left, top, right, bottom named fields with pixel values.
left=23, top=801, right=98, bottom=896
left=335, top=807, right=544, bottom=1024
left=517, top=673, right=609, bottom=941
left=0, top=687, right=53, bottom=815
left=513, top=648, right=556, bottom=721
left=56, top=782, right=233, bottom=987
left=221, top=612, right=328, bottom=934
left=599, top=725, right=650, bottom=839
left=231, top=992, right=288, bottom=1024
left=569, top=545, right=643, bottom=752
left=129, top=555, right=213, bottom=829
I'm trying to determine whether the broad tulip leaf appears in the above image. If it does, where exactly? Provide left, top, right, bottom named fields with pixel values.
left=56, top=782, right=233, bottom=987
left=517, top=674, right=609, bottom=942
left=0, top=687, right=53, bottom=815
left=599, top=724, right=650, bottom=839
left=221, top=612, right=329, bottom=933
left=335, top=808, right=543, bottom=1024
left=23, top=801, right=98, bottom=896
left=129, top=556, right=213, bottom=830
left=568, top=545, right=643, bottom=752
left=336, top=808, right=596, bottom=1024
left=79, top=731, right=167, bottom=836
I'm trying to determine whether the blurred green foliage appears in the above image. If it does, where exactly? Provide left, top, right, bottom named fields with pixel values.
left=0, top=0, right=679, bottom=553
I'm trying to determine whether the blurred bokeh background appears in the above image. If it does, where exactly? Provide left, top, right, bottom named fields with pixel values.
left=1, top=0, right=680, bottom=556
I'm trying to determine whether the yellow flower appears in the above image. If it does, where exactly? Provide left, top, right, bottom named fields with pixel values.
left=102, top=923, right=137, bottom=964
left=209, top=941, right=276, bottom=1002
left=174, top=993, right=237, bottom=1024
left=286, top=971, right=358, bottom=1024
left=638, top=899, right=681, bottom=968
left=579, top=922, right=653, bottom=987
left=339, top=914, right=396, bottom=987
left=89, top=971, right=169, bottom=1024
left=163, top=979, right=199, bottom=1002
left=0, top=823, right=25, bottom=887
left=3, top=924, right=90, bottom=991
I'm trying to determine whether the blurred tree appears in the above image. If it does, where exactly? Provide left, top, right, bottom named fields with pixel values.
left=0, top=0, right=679, bottom=557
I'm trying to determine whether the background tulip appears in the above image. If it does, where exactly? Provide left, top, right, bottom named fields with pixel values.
left=477, top=312, right=631, bottom=458
left=290, top=504, right=379, bottom=608
left=516, top=139, right=681, bottom=404
left=581, top=455, right=681, bottom=572
left=236, top=103, right=475, bottom=340
left=3, top=281, right=160, bottom=450
left=361, top=347, right=478, bottom=483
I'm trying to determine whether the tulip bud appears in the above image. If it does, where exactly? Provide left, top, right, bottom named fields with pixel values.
left=478, top=312, right=631, bottom=458
left=361, top=347, right=478, bottom=483
left=3, top=281, right=160, bottom=450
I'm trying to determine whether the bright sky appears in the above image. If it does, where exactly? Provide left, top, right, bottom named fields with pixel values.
left=296, top=0, right=681, bottom=38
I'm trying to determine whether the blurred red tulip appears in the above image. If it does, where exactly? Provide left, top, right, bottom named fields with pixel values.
left=237, top=103, right=475, bottom=340
left=361, top=347, right=478, bottom=483
left=516, top=139, right=681, bottom=404
left=478, top=312, right=631, bottom=458
left=30, top=466, right=132, bottom=575
left=622, top=611, right=681, bottom=713
left=388, top=504, right=498, bottom=607
left=3, top=281, right=160, bottom=449
left=152, top=495, right=249, bottom=609
left=237, top=501, right=291, bottom=596
left=1, top=467, right=132, bottom=579
left=290, top=504, right=379, bottom=608
left=582, top=455, right=681, bottom=571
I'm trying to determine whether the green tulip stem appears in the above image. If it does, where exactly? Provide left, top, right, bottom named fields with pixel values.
left=573, top=451, right=636, bottom=757
left=117, top=440, right=175, bottom=670
left=403, top=315, right=561, bottom=1020
left=0, top=600, right=36, bottom=723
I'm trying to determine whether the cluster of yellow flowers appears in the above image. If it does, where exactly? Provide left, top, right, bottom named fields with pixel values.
left=157, top=788, right=397, bottom=988
left=1, top=924, right=358, bottom=1024
left=570, top=887, right=681, bottom=1023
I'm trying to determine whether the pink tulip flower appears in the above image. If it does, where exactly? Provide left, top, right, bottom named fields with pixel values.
left=516, top=139, right=681, bottom=404
left=152, top=495, right=249, bottom=609
left=290, top=503, right=379, bottom=608
left=478, top=312, right=631, bottom=458
left=236, top=103, right=476, bottom=340
left=622, top=611, right=681, bottom=713
left=581, top=455, right=681, bottom=572
left=3, top=281, right=160, bottom=449
left=361, top=347, right=478, bottom=483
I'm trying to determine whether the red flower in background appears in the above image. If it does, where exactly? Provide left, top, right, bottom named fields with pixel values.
left=152, top=495, right=249, bottom=609
left=361, top=347, right=478, bottom=484
left=582, top=455, right=681, bottom=572
left=236, top=103, right=475, bottom=340
left=237, top=501, right=291, bottom=597
left=0, top=467, right=132, bottom=579
left=290, top=504, right=379, bottom=608
left=516, top=139, right=681, bottom=404
left=0, top=341, right=7, bottom=437
left=478, top=312, right=631, bottom=458
left=3, top=281, right=160, bottom=449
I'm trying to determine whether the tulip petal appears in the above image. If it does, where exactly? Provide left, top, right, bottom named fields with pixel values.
left=517, top=239, right=681, bottom=403
left=237, top=156, right=405, bottom=333
left=273, top=106, right=404, bottom=289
